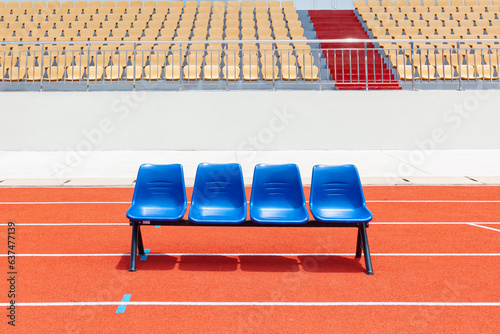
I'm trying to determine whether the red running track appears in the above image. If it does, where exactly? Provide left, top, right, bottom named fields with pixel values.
left=0, top=186, right=499, bottom=333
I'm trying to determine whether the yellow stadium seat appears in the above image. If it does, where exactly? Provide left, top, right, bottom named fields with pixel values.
left=65, top=65, right=85, bottom=80
left=8, top=67, right=27, bottom=81
left=105, top=65, right=123, bottom=80
left=164, top=64, right=181, bottom=80
left=86, top=65, right=104, bottom=80
left=27, top=66, right=44, bottom=81
left=476, top=64, right=498, bottom=79
left=143, top=63, right=162, bottom=80
left=45, top=65, right=65, bottom=81
left=281, top=64, right=298, bottom=80
left=124, top=65, right=142, bottom=79
left=416, top=64, right=437, bottom=80
left=436, top=64, right=458, bottom=79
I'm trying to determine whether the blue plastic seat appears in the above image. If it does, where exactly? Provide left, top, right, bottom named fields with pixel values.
left=126, top=164, right=187, bottom=222
left=250, top=164, right=309, bottom=224
left=309, top=164, right=372, bottom=223
left=188, top=163, right=247, bottom=224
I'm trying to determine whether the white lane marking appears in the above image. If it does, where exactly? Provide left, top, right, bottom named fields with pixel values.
left=1, top=253, right=499, bottom=257
left=0, top=200, right=499, bottom=205
left=0, top=301, right=498, bottom=307
left=2, top=222, right=500, bottom=226
left=0, top=223, right=129, bottom=226
left=0, top=201, right=130, bottom=204
left=468, top=223, right=500, bottom=233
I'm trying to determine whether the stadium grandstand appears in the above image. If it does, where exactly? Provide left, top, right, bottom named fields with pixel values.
left=0, top=1, right=499, bottom=333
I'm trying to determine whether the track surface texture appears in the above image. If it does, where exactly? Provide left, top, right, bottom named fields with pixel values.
left=0, top=186, right=499, bottom=333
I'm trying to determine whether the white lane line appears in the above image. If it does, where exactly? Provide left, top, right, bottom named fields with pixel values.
left=1, top=253, right=499, bottom=257
left=0, top=223, right=129, bottom=226
left=468, top=223, right=500, bottom=233
left=0, top=200, right=499, bottom=205
left=370, top=222, right=500, bottom=225
left=0, top=201, right=130, bottom=204
left=0, top=301, right=498, bottom=307
left=2, top=222, right=500, bottom=226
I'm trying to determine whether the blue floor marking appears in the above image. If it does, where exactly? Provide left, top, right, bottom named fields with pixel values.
left=116, top=294, right=131, bottom=314
left=155, top=225, right=161, bottom=228
left=140, top=249, right=150, bottom=261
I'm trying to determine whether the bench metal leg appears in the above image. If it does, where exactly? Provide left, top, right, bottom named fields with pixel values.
left=355, top=227, right=362, bottom=258
left=129, top=220, right=139, bottom=272
left=360, top=223, right=374, bottom=275
left=137, top=225, right=145, bottom=256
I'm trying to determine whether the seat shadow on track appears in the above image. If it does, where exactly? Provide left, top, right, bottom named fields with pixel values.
left=116, top=255, right=364, bottom=273
left=238, top=256, right=300, bottom=272
left=116, top=255, right=178, bottom=271
left=298, top=256, right=366, bottom=273
left=178, top=256, right=239, bottom=271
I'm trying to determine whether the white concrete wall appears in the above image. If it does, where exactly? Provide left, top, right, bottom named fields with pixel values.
left=0, top=90, right=499, bottom=151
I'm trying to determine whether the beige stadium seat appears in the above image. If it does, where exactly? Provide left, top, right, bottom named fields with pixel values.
left=300, top=65, right=319, bottom=81
left=476, top=64, right=498, bottom=79
left=164, top=64, right=181, bottom=80
left=124, top=65, right=142, bottom=80
left=45, top=65, right=65, bottom=81
left=483, top=52, right=500, bottom=67
left=7, top=66, right=27, bottom=81
left=242, top=54, right=259, bottom=66
left=281, top=64, right=298, bottom=80
left=105, top=65, right=123, bottom=80
left=61, top=1, right=74, bottom=8
left=205, top=52, right=222, bottom=66
left=156, top=1, right=170, bottom=7
left=27, top=66, right=44, bottom=81
left=65, top=65, right=85, bottom=80
left=389, top=52, right=407, bottom=68
left=242, top=64, right=259, bottom=80
left=86, top=65, right=104, bottom=80
left=261, top=65, right=280, bottom=80
left=183, top=64, right=201, bottom=80
left=397, top=64, right=417, bottom=80
left=222, top=64, right=240, bottom=80
left=73, top=53, right=91, bottom=67
left=415, top=64, right=437, bottom=80
left=463, top=53, right=483, bottom=66
left=203, top=65, right=220, bottom=80
left=199, top=1, right=212, bottom=7
left=147, top=52, right=166, bottom=67
left=186, top=53, right=204, bottom=67
left=457, top=64, right=476, bottom=79
left=143, top=64, right=163, bottom=80
left=436, top=64, right=458, bottom=79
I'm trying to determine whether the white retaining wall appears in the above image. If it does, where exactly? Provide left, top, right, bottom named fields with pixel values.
left=0, top=90, right=499, bottom=151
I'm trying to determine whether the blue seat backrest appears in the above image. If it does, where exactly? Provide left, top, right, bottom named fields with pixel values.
left=189, top=163, right=247, bottom=222
left=131, top=163, right=187, bottom=213
left=310, top=164, right=367, bottom=211
left=250, top=163, right=308, bottom=223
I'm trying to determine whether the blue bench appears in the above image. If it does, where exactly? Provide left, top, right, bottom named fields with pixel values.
left=126, top=163, right=374, bottom=275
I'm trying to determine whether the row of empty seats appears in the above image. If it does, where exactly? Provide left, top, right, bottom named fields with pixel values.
left=355, top=0, right=500, bottom=8
left=355, top=1, right=500, bottom=81
left=126, top=163, right=373, bottom=274
left=0, top=1, right=320, bottom=83
left=0, top=48, right=320, bottom=81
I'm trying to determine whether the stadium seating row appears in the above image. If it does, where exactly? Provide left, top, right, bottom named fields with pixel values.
left=0, top=1, right=320, bottom=83
left=0, top=63, right=318, bottom=81
left=355, top=0, right=500, bottom=81
left=0, top=1, right=297, bottom=10
left=126, top=163, right=373, bottom=274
